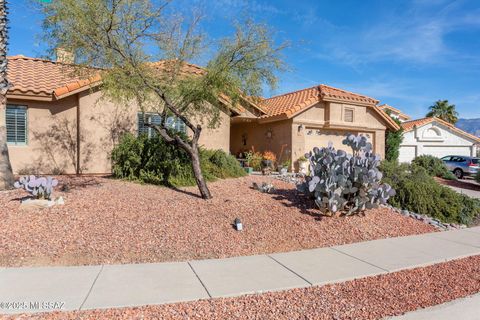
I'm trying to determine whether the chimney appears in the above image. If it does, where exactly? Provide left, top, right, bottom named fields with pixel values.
left=55, top=48, right=74, bottom=64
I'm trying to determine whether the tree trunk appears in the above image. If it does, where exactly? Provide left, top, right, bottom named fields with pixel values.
left=0, top=94, right=15, bottom=190
left=190, top=145, right=212, bottom=199
left=0, top=0, right=15, bottom=190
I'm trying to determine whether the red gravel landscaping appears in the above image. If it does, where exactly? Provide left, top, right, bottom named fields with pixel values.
left=5, top=255, right=480, bottom=320
left=0, top=175, right=435, bottom=267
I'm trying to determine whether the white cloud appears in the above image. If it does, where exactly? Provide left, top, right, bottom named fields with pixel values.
left=314, top=1, right=480, bottom=67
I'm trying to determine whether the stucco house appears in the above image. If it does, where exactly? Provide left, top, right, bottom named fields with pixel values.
left=5, top=55, right=266, bottom=174
left=5, top=55, right=398, bottom=175
left=231, top=85, right=400, bottom=167
left=398, top=117, right=480, bottom=163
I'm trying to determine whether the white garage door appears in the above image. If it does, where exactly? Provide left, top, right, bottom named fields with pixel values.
left=421, top=146, right=471, bottom=158
left=398, top=146, right=416, bottom=163
left=304, top=129, right=364, bottom=155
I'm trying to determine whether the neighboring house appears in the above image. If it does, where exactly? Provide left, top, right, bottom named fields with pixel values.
left=5, top=55, right=398, bottom=174
left=378, top=104, right=411, bottom=122
left=230, top=85, right=400, bottom=167
left=398, top=117, right=480, bottom=163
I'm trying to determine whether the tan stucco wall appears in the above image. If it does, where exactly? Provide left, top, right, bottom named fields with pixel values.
left=195, top=110, right=230, bottom=151
left=6, top=96, right=79, bottom=174
left=290, top=102, right=387, bottom=164
left=6, top=91, right=232, bottom=174
left=230, top=119, right=293, bottom=165
left=78, top=89, right=137, bottom=174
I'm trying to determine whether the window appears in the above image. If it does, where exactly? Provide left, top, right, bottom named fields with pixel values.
left=6, top=105, right=27, bottom=145
left=344, top=108, right=354, bottom=122
left=137, top=112, right=186, bottom=138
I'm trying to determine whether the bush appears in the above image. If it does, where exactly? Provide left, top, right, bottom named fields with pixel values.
left=385, top=117, right=403, bottom=161
left=111, top=133, right=245, bottom=187
left=412, top=155, right=456, bottom=180
left=380, top=160, right=480, bottom=225
left=245, top=151, right=262, bottom=170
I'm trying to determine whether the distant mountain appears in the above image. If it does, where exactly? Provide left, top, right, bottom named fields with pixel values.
left=456, top=118, right=480, bottom=137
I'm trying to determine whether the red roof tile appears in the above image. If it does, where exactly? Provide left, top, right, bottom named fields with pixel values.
left=261, top=84, right=379, bottom=118
left=7, top=55, right=100, bottom=98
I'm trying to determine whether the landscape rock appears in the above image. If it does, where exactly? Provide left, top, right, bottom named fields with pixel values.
left=20, top=198, right=55, bottom=210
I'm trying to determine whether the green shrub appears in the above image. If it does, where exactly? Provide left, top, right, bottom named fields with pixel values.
left=380, top=160, right=480, bottom=225
left=202, top=149, right=247, bottom=179
left=385, top=117, right=403, bottom=161
left=412, top=155, right=456, bottom=180
left=111, top=133, right=245, bottom=187
left=244, top=151, right=262, bottom=170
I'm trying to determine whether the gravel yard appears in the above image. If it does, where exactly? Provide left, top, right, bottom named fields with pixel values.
left=0, top=175, right=435, bottom=267
left=5, top=255, right=480, bottom=320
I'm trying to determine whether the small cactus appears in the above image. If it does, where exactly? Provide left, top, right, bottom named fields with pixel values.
left=14, top=175, right=59, bottom=200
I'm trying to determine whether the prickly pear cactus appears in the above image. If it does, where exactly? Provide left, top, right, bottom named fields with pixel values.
left=14, top=175, right=59, bottom=200
left=297, top=134, right=395, bottom=215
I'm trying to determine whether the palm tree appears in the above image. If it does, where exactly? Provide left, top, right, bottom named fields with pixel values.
left=426, top=100, right=459, bottom=124
left=0, top=0, right=15, bottom=190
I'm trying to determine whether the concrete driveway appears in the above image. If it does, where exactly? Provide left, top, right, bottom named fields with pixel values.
left=447, top=179, right=480, bottom=199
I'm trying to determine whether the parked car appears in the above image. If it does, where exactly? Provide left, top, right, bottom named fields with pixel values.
left=441, top=155, right=479, bottom=179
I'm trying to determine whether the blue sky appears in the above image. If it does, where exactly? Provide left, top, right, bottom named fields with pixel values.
left=8, top=0, right=480, bottom=118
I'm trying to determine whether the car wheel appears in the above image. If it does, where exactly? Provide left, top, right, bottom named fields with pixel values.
left=454, top=169, right=463, bottom=179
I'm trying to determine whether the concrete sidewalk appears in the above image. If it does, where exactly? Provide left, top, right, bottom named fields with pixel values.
left=1, top=227, right=479, bottom=315
left=388, top=293, right=480, bottom=320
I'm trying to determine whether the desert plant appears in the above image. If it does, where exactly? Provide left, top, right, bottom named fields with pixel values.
left=380, top=160, right=480, bottom=225
left=412, top=155, right=456, bottom=180
left=14, top=175, right=59, bottom=200
left=298, top=134, right=395, bottom=215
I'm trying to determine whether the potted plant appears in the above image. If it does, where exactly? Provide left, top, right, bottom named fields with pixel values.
left=244, top=151, right=254, bottom=174
left=261, top=151, right=276, bottom=175
left=279, top=160, right=291, bottom=175
left=298, top=156, right=309, bottom=174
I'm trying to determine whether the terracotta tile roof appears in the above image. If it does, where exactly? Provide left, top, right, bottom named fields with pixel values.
left=6, top=56, right=265, bottom=116
left=402, top=117, right=480, bottom=143
left=378, top=104, right=411, bottom=120
left=259, top=84, right=399, bottom=131
left=261, top=84, right=379, bottom=118
left=401, top=117, right=433, bottom=131
left=261, top=86, right=320, bottom=117
left=320, top=84, right=379, bottom=105
left=7, top=55, right=100, bottom=99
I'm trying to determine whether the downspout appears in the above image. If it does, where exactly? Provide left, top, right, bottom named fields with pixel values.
left=76, top=93, right=80, bottom=175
